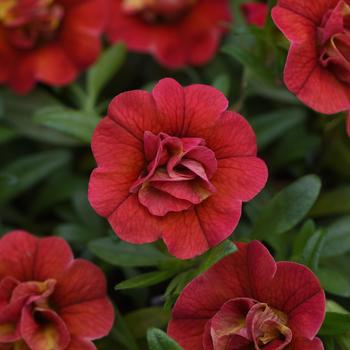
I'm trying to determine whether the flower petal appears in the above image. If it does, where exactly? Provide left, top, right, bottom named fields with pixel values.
left=8, top=54, right=36, bottom=94
left=60, top=0, right=108, bottom=67
left=161, top=209, right=211, bottom=259
left=89, top=117, right=145, bottom=217
left=60, top=298, right=114, bottom=339
left=284, top=43, right=350, bottom=114
left=193, top=195, right=242, bottom=247
left=35, top=44, right=77, bottom=86
left=272, top=6, right=316, bottom=42
left=108, top=194, right=162, bottom=244
left=207, top=111, right=258, bottom=159
left=108, top=89, right=161, bottom=140
left=168, top=242, right=277, bottom=348
left=61, top=0, right=108, bottom=34
left=210, top=298, right=254, bottom=349
left=66, top=337, right=96, bottom=350
left=183, top=84, right=228, bottom=136
left=138, top=185, right=193, bottom=216
left=257, top=262, right=325, bottom=339
left=292, top=337, right=324, bottom=350
left=273, top=0, right=339, bottom=24
left=215, top=157, right=268, bottom=202
left=170, top=241, right=276, bottom=319
left=33, top=237, right=73, bottom=281
left=168, top=318, right=208, bottom=350
left=53, top=260, right=108, bottom=308
left=21, top=308, right=70, bottom=350
left=151, top=180, right=205, bottom=204
left=0, top=231, right=38, bottom=281
left=152, top=78, right=186, bottom=135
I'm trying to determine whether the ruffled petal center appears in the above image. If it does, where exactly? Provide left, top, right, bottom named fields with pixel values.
left=205, top=298, right=292, bottom=350
left=130, top=131, right=217, bottom=216
left=319, top=1, right=350, bottom=83
left=0, top=0, right=64, bottom=49
left=0, top=277, right=70, bottom=350
left=122, top=0, right=196, bottom=23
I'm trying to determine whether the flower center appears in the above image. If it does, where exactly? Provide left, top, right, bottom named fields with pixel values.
left=122, top=0, right=196, bottom=23
left=208, top=299, right=292, bottom=350
left=0, top=277, right=70, bottom=349
left=250, top=304, right=291, bottom=349
left=0, top=0, right=64, bottom=50
left=130, top=131, right=217, bottom=216
left=318, top=1, right=350, bottom=83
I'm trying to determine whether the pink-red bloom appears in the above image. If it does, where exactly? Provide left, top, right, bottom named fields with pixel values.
left=106, top=0, right=231, bottom=69
left=0, top=231, right=114, bottom=350
left=88, top=78, right=268, bottom=259
left=168, top=240, right=326, bottom=350
left=272, top=0, right=350, bottom=136
left=241, top=2, right=268, bottom=28
left=0, top=0, right=108, bottom=93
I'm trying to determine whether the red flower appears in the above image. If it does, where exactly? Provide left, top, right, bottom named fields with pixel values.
left=272, top=0, right=350, bottom=135
left=88, top=78, right=268, bottom=259
left=168, top=240, right=326, bottom=350
left=106, top=0, right=231, bottom=69
left=0, top=0, right=108, bottom=93
left=0, top=231, right=114, bottom=350
left=241, top=2, right=268, bottom=28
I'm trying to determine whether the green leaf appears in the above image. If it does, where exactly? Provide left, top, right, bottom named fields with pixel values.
left=72, top=190, right=103, bottom=230
left=33, top=106, right=99, bottom=143
left=252, top=175, right=321, bottom=238
left=147, top=328, right=182, bottom=350
left=115, top=270, right=177, bottom=290
left=113, top=308, right=140, bottom=350
left=87, top=43, right=126, bottom=108
left=322, top=216, right=350, bottom=258
left=310, top=186, right=350, bottom=217
left=300, top=229, right=326, bottom=272
left=292, top=220, right=316, bottom=259
left=89, top=237, right=171, bottom=267
left=30, top=172, right=85, bottom=215
left=212, top=74, right=230, bottom=96
left=0, top=126, right=16, bottom=144
left=326, top=300, right=349, bottom=314
left=250, top=108, right=305, bottom=149
left=125, top=307, right=170, bottom=339
left=0, top=150, right=71, bottom=204
left=319, top=312, right=350, bottom=336
left=164, top=270, right=197, bottom=311
left=222, top=44, right=274, bottom=84
left=2, top=89, right=77, bottom=145
left=2, top=88, right=59, bottom=115
left=270, top=127, right=321, bottom=171
left=54, top=223, right=101, bottom=245
left=247, top=80, right=299, bottom=104
left=318, top=266, right=350, bottom=297
left=337, top=335, right=350, bottom=350
left=197, top=240, right=237, bottom=274
left=322, top=337, right=335, bottom=350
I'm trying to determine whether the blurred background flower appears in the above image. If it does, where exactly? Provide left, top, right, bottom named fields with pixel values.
left=0, top=0, right=108, bottom=93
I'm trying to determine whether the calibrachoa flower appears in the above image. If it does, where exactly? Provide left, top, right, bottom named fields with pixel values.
left=106, top=0, right=231, bottom=69
left=88, top=78, right=268, bottom=259
left=0, top=0, right=108, bottom=93
left=0, top=231, right=114, bottom=350
left=241, top=2, right=268, bottom=28
left=272, top=0, right=350, bottom=136
left=168, top=240, right=326, bottom=350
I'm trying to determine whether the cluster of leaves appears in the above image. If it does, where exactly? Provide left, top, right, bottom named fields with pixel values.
left=1, top=0, right=350, bottom=349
